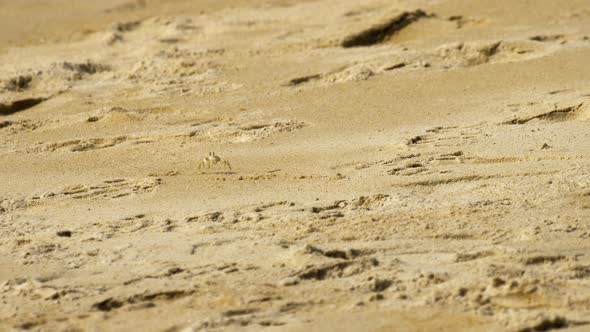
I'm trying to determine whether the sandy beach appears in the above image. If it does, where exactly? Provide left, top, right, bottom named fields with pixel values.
left=2, top=0, right=590, bottom=331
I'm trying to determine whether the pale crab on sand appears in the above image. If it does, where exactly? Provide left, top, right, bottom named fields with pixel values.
left=198, top=152, right=232, bottom=171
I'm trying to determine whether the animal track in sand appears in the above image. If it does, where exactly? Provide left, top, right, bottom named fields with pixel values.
left=2, top=75, right=32, bottom=92
left=292, top=258, right=378, bottom=281
left=62, top=60, right=110, bottom=76
left=33, top=136, right=129, bottom=153
left=25, top=117, right=305, bottom=155
left=332, top=117, right=590, bottom=191
left=503, top=103, right=586, bottom=124
left=286, top=39, right=560, bottom=88
left=521, top=254, right=566, bottom=265
left=1, top=177, right=161, bottom=214
left=185, top=313, right=286, bottom=331
left=0, top=119, right=43, bottom=134
left=285, top=64, right=376, bottom=87
left=455, top=250, right=495, bottom=263
left=92, top=288, right=195, bottom=312
left=309, top=194, right=392, bottom=214
left=192, top=119, right=307, bottom=143
left=182, top=194, right=397, bottom=234
left=284, top=244, right=379, bottom=283
left=529, top=34, right=565, bottom=42
left=122, top=266, right=187, bottom=286
left=58, top=178, right=161, bottom=200
left=433, top=39, right=555, bottom=67
left=0, top=278, right=85, bottom=317
left=96, top=214, right=163, bottom=238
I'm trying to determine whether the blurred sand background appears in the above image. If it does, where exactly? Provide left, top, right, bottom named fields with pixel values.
left=2, top=0, right=590, bottom=331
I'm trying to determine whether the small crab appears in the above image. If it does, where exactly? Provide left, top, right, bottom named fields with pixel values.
left=198, top=152, right=232, bottom=171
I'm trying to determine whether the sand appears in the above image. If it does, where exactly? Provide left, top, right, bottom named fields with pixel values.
left=1, top=0, right=590, bottom=331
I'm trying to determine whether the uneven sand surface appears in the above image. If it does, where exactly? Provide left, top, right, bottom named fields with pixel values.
left=2, top=0, right=590, bottom=331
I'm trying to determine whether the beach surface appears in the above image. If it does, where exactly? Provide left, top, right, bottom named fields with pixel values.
left=2, top=0, right=590, bottom=331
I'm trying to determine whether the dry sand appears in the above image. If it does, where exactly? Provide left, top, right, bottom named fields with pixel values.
left=1, top=0, right=590, bottom=331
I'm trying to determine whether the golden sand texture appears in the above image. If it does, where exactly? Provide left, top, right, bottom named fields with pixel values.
left=2, top=0, right=590, bottom=331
